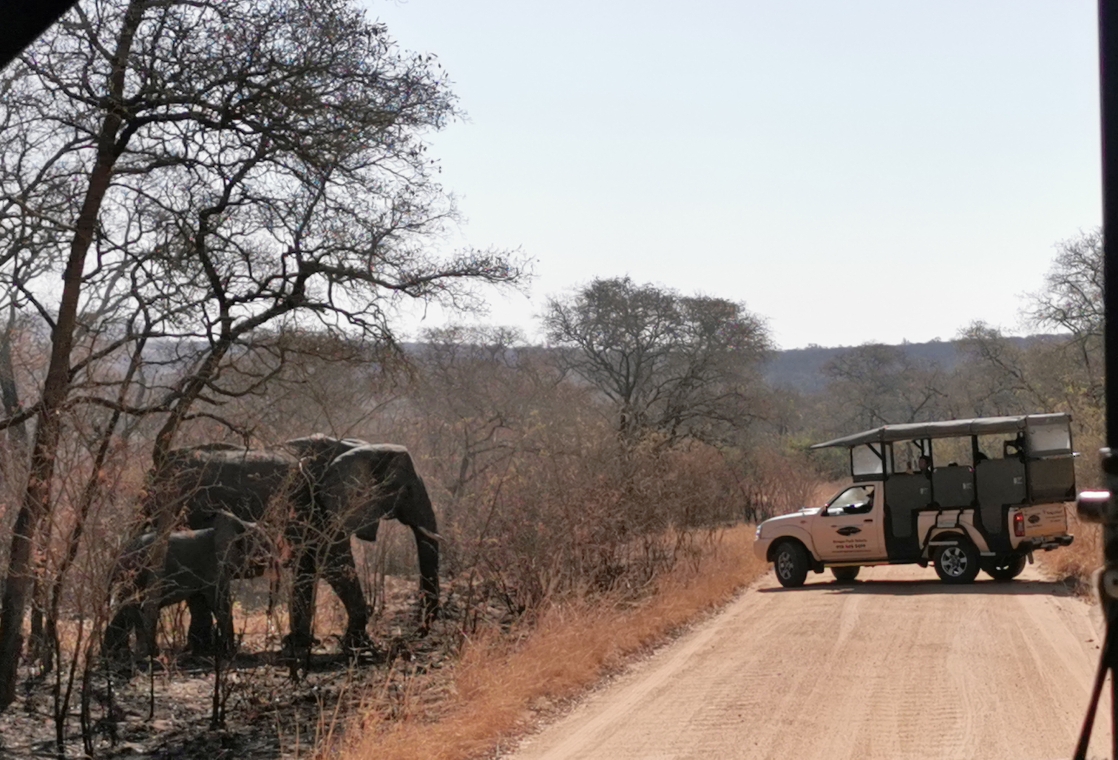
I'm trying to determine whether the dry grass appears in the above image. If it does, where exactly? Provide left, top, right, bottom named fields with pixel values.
left=338, top=524, right=766, bottom=760
left=1039, top=512, right=1101, bottom=594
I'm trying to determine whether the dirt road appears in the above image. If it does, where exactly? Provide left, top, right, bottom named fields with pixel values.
left=506, top=564, right=1110, bottom=760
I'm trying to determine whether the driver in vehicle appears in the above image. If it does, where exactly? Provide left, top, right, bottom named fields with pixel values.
left=832, top=486, right=874, bottom=515
left=917, top=456, right=931, bottom=476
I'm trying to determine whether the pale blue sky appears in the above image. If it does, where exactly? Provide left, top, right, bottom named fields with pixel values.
left=371, top=0, right=1101, bottom=349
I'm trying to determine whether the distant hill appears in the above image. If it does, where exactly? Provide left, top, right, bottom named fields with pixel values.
left=763, top=336, right=1060, bottom=395
left=405, top=335, right=1065, bottom=397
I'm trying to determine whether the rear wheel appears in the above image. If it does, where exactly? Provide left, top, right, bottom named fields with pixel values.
left=933, top=539, right=981, bottom=584
left=772, top=541, right=809, bottom=588
left=982, top=554, right=1027, bottom=581
left=831, top=566, right=860, bottom=583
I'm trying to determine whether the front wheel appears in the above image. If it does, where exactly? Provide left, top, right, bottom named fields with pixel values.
left=933, top=540, right=980, bottom=584
left=831, top=566, right=860, bottom=583
left=772, top=542, right=809, bottom=588
left=983, top=554, right=1027, bottom=581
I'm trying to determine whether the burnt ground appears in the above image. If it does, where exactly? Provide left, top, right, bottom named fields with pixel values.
left=0, top=577, right=488, bottom=759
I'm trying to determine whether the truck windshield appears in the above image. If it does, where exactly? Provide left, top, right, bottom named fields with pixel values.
left=827, top=486, right=875, bottom=514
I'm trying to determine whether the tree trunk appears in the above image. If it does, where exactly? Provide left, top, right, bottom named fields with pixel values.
left=0, top=328, right=76, bottom=708
left=0, top=0, right=147, bottom=711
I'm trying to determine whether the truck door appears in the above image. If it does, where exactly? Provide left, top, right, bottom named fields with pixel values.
left=811, top=485, right=885, bottom=562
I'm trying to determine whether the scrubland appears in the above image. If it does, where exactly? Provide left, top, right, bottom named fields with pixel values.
left=0, top=234, right=1106, bottom=758
left=338, top=525, right=765, bottom=760
left=1041, top=512, right=1102, bottom=595
left=325, top=421, right=798, bottom=759
left=0, top=336, right=811, bottom=758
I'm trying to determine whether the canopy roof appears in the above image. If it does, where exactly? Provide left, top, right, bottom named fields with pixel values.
left=810, top=413, right=1072, bottom=450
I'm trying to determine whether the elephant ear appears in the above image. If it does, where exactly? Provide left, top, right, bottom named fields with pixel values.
left=213, top=511, right=276, bottom=578
left=211, top=511, right=252, bottom=560
left=318, top=444, right=409, bottom=536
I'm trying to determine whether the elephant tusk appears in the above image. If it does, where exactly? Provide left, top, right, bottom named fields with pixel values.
left=415, top=525, right=443, bottom=542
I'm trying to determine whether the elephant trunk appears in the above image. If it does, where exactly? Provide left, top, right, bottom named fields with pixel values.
left=408, top=476, right=439, bottom=630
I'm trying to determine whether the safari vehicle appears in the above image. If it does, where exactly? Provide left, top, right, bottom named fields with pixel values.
left=754, top=413, right=1076, bottom=587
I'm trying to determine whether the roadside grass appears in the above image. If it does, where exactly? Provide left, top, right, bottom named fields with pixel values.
left=1039, top=512, right=1101, bottom=596
left=337, top=524, right=767, bottom=760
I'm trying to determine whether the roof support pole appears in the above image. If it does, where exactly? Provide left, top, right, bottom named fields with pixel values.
left=1074, top=4, right=1118, bottom=757
left=1104, top=0, right=1118, bottom=448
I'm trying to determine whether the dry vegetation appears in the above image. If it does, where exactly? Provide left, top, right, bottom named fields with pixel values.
left=0, top=327, right=812, bottom=757
left=1040, top=513, right=1102, bottom=596
left=0, top=238, right=1108, bottom=757
left=0, top=256, right=1108, bottom=757
left=338, top=525, right=765, bottom=760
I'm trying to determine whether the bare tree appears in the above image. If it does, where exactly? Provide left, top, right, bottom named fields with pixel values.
left=411, top=325, right=551, bottom=500
left=954, top=323, right=1052, bottom=414
left=953, top=321, right=1104, bottom=483
left=0, top=0, right=152, bottom=709
left=1024, top=228, right=1104, bottom=407
left=822, top=342, right=947, bottom=431
left=0, top=77, right=76, bottom=451
left=0, top=0, right=522, bottom=709
left=542, top=277, right=771, bottom=444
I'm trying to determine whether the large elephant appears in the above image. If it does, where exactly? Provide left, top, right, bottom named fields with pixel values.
left=142, top=436, right=439, bottom=651
left=105, top=511, right=267, bottom=656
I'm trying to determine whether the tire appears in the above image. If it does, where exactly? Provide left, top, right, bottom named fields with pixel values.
left=831, top=566, right=860, bottom=583
left=772, top=541, right=809, bottom=588
left=933, top=539, right=981, bottom=584
left=982, top=554, right=1027, bottom=581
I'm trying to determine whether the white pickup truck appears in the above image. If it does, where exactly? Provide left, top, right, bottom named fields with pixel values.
left=754, top=413, right=1076, bottom=586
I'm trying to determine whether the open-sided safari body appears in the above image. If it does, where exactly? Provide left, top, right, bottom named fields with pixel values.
left=754, top=414, right=1077, bottom=586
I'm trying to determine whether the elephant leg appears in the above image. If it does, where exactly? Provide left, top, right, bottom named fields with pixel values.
left=286, top=546, right=320, bottom=651
left=137, top=598, right=161, bottom=659
left=104, top=605, right=140, bottom=656
left=186, top=595, right=215, bottom=654
left=412, top=526, right=440, bottom=632
left=321, top=540, right=371, bottom=652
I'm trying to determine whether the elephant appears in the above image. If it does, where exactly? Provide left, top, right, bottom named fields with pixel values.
left=141, top=435, right=439, bottom=652
left=104, top=511, right=268, bottom=657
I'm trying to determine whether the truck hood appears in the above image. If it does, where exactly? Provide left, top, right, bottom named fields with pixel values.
left=761, top=507, right=820, bottom=528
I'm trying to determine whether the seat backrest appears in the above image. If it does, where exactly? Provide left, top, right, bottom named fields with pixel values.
left=932, top=466, right=973, bottom=509
left=885, top=474, right=931, bottom=538
left=975, top=459, right=1026, bottom=533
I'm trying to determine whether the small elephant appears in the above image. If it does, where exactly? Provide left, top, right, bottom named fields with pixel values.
left=104, top=511, right=267, bottom=657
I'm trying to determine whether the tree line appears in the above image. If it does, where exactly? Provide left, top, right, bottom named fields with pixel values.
left=801, top=228, right=1103, bottom=480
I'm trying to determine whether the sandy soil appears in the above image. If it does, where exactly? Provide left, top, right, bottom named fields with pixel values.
left=505, top=564, right=1111, bottom=760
